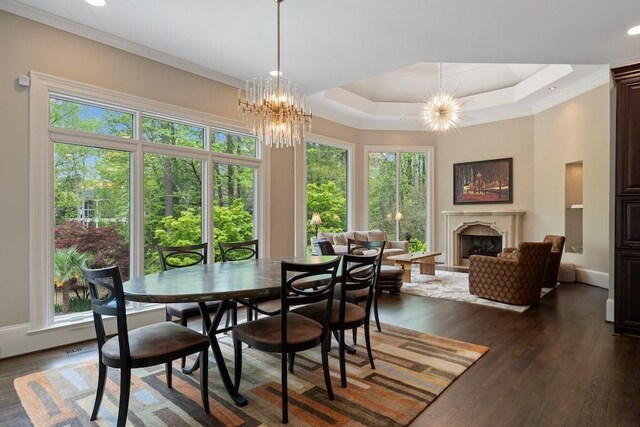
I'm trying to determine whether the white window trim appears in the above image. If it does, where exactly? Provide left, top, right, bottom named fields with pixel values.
left=29, top=71, right=269, bottom=332
left=294, top=133, right=355, bottom=256
left=363, top=145, right=435, bottom=250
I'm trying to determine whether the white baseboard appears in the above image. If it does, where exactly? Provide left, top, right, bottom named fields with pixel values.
left=575, top=268, right=609, bottom=289
left=0, top=306, right=164, bottom=359
left=606, top=298, right=615, bottom=323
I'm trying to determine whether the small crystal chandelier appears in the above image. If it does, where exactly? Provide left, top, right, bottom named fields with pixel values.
left=238, top=0, right=311, bottom=148
left=422, top=63, right=462, bottom=133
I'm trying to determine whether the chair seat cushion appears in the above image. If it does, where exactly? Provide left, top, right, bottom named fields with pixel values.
left=166, top=300, right=222, bottom=319
left=233, top=313, right=323, bottom=352
left=291, top=301, right=366, bottom=328
left=335, top=284, right=369, bottom=302
left=102, top=322, right=209, bottom=365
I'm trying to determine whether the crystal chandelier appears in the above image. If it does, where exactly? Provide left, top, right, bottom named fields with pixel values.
left=238, top=0, right=311, bottom=148
left=422, top=63, right=462, bottom=133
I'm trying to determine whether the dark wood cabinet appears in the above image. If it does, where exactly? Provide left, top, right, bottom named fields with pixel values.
left=613, top=63, right=640, bottom=336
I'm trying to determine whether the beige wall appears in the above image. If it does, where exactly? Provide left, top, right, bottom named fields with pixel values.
left=0, top=11, right=298, bottom=328
left=436, top=117, right=536, bottom=250
left=532, top=84, right=610, bottom=275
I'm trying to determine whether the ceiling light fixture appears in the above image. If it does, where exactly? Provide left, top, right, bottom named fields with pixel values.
left=548, top=85, right=557, bottom=90
left=238, top=0, right=311, bottom=148
left=422, top=63, right=462, bottom=133
left=628, top=25, right=640, bottom=35
left=85, top=0, right=106, bottom=6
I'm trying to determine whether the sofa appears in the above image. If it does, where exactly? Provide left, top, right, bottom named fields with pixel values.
left=314, top=229, right=409, bottom=263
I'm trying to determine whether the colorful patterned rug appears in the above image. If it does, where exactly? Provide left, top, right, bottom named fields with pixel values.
left=401, top=269, right=553, bottom=313
left=14, top=324, right=488, bottom=426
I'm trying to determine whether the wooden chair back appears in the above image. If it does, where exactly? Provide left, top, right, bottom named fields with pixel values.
left=157, top=243, right=207, bottom=271
left=219, top=239, right=259, bottom=262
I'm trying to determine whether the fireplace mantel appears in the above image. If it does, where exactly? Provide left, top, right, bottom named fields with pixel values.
left=442, top=210, right=525, bottom=266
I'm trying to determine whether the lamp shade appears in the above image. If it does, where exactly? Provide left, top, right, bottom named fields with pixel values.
left=311, top=212, right=323, bottom=226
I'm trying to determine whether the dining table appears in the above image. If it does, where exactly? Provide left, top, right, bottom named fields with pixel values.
left=122, top=255, right=339, bottom=407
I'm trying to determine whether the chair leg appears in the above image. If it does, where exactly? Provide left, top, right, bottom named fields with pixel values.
left=116, top=368, right=131, bottom=427
left=233, top=333, right=242, bottom=390
left=322, top=333, right=335, bottom=400
left=288, top=353, right=295, bottom=373
left=281, top=352, right=288, bottom=424
left=364, top=321, right=375, bottom=370
left=373, top=293, right=382, bottom=332
left=90, top=361, right=107, bottom=421
left=200, top=349, right=210, bottom=413
left=247, top=307, right=254, bottom=322
left=166, top=361, right=172, bottom=389
left=352, top=327, right=357, bottom=345
left=339, top=329, right=347, bottom=388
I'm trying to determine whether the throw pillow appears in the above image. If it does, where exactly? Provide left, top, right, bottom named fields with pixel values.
left=367, top=229, right=387, bottom=242
left=333, top=231, right=355, bottom=246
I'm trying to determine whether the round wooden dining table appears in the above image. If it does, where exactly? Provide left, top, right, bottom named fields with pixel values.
left=122, top=255, right=339, bottom=407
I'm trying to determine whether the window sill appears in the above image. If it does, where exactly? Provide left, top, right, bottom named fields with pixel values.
left=28, top=304, right=164, bottom=335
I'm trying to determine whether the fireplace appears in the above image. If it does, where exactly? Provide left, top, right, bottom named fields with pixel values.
left=442, top=210, right=525, bottom=266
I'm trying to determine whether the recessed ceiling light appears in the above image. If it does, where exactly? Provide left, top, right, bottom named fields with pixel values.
left=399, top=117, right=406, bottom=121
left=85, top=0, right=106, bottom=6
left=548, top=86, right=557, bottom=91
left=269, top=70, right=283, bottom=77
left=628, top=25, right=640, bottom=35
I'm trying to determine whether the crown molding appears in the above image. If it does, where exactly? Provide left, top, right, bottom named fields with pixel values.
left=531, top=68, right=610, bottom=114
left=0, top=0, right=244, bottom=89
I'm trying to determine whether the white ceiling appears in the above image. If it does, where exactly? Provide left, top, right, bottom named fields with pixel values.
left=3, top=0, right=638, bottom=129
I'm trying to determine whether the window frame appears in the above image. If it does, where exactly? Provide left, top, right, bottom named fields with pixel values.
left=29, top=71, right=269, bottom=331
left=363, top=145, right=434, bottom=249
left=295, top=134, right=354, bottom=256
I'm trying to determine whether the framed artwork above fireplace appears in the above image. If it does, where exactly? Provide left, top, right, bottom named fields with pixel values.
left=453, top=157, right=512, bottom=204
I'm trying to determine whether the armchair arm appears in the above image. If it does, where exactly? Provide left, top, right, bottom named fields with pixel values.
left=503, top=247, right=518, bottom=254
left=387, top=240, right=409, bottom=252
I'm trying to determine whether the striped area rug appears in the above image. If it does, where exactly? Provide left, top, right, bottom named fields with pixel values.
left=14, top=324, right=488, bottom=426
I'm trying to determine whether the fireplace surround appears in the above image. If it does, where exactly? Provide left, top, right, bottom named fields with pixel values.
left=442, top=210, right=525, bottom=266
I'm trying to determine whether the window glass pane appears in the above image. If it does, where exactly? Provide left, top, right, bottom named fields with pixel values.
left=368, top=152, right=397, bottom=238
left=50, top=97, right=134, bottom=138
left=144, top=154, right=203, bottom=273
left=306, top=142, right=348, bottom=247
left=212, top=129, right=257, bottom=157
left=53, top=143, right=130, bottom=316
left=142, top=116, right=205, bottom=149
left=213, top=164, right=255, bottom=261
left=400, top=152, right=427, bottom=252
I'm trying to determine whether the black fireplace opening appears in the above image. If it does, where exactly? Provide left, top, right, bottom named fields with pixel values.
left=460, top=235, right=502, bottom=259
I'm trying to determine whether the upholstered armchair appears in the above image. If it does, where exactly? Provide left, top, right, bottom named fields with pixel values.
left=498, top=235, right=566, bottom=287
left=469, top=242, right=552, bottom=305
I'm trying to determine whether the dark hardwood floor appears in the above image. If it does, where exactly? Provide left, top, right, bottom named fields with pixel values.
left=1, top=281, right=638, bottom=426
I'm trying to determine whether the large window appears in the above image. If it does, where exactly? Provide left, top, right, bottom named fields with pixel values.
left=34, top=75, right=263, bottom=326
left=367, top=147, right=432, bottom=252
left=306, top=141, right=349, bottom=244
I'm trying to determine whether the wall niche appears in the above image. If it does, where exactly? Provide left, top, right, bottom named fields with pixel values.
left=565, top=161, right=583, bottom=254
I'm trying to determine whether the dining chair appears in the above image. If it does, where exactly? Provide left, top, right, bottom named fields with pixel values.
left=219, top=239, right=279, bottom=321
left=232, top=256, right=340, bottom=424
left=347, top=238, right=385, bottom=336
left=81, top=264, right=210, bottom=427
left=158, top=243, right=237, bottom=371
left=291, top=252, right=379, bottom=388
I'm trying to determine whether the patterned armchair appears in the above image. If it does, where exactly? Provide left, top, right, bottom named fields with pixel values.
left=469, top=242, right=552, bottom=305
left=498, top=235, right=565, bottom=288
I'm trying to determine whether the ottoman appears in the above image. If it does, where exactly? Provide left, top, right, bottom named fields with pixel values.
left=558, top=263, right=577, bottom=283
left=377, top=265, right=404, bottom=294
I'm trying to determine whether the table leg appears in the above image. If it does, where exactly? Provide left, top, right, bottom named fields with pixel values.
left=395, top=260, right=412, bottom=282
left=198, top=301, right=248, bottom=407
left=418, top=257, right=436, bottom=275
